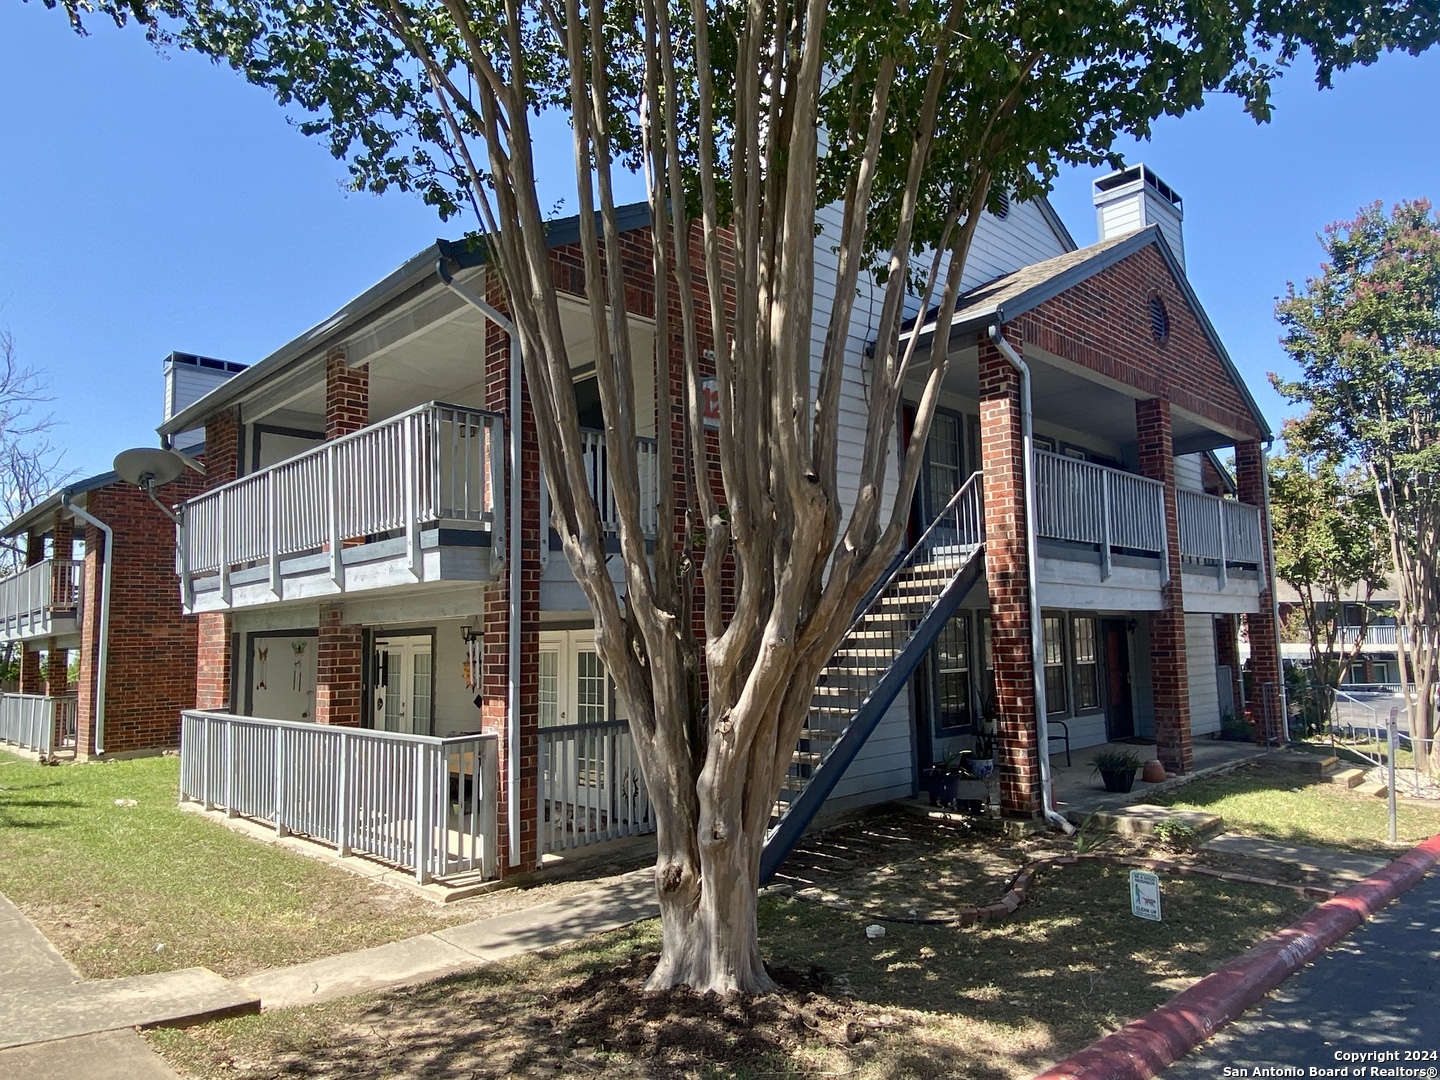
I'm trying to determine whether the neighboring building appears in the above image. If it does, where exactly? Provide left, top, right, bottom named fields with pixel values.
left=1274, top=582, right=1405, bottom=687
left=164, top=164, right=1281, bottom=884
left=0, top=353, right=244, bottom=760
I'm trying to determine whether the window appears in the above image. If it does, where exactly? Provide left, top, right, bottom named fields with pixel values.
left=1042, top=615, right=1067, bottom=714
left=1072, top=616, right=1100, bottom=711
left=926, top=413, right=963, bottom=519
left=932, top=615, right=972, bottom=732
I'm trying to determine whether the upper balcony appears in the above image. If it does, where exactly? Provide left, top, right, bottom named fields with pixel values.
left=0, top=558, right=83, bottom=644
left=179, top=402, right=504, bottom=613
left=1032, top=449, right=1264, bottom=612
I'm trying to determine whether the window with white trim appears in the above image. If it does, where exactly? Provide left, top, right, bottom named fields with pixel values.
left=1072, top=616, right=1100, bottom=711
left=1042, top=615, right=1067, bottom=715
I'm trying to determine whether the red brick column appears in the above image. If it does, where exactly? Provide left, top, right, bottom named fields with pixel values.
left=18, top=647, right=41, bottom=695
left=196, top=613, right=232, bottom=711
left=24, top=527, right=44, bottom=567
left=46, top=648, right=68, bottom=696
left=1235, top=440, right=1282, bottom=740
left=480, top=298, right=542, bottom=875
left=979, top=331, right=1041, bottom=819
left=315, top=602, right=362, bottom=726
left=1136, top=397, right=1192, bottom=773
left=325, top=347, right=369, bottom=440
left=203, top=407, right=241, bottom=486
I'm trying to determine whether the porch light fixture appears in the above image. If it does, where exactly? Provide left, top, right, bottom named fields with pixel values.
left=461, top=623, right=481, bottom=643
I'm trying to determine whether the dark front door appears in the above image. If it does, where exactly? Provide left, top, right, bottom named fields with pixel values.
left=1102, top=619, right=1134, bottom=740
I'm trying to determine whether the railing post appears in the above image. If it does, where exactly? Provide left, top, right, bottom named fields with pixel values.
left=1100, top=469, right=1113, bottom=581
left=217, top=498, right=231, bottom=607
left=225, top=724, right=237, bottom=818
left=489, top=416, right=507, bottom=576
left=1217, top=501, right=1228, bottom=589
left=415, top=741, right=432, bottom=885
left=201, top=714, right=215, bottom=811
left=267, top=471, right=281, bottom=597
left=274, top=723, right=288, bottom=836
left=483, top=737, right=499, bottom=880
left=177, top=507, right=194, bottom=611
left=327, top=443, right=343, bottom=587
left=336, top=729, right=351, bottom=856
left=404, top=413, right=421, bottom=579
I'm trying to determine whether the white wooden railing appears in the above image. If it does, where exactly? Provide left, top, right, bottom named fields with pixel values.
left=178, top=403, right=504, bottom=604
left=1032, top=450, right=1166, bottom=579
left=543, top=431, right=661, bottom=551
left=1176, top=489, right=1264, bottom=586
left=0, top=559, right=82, bottom=642
left=1339, top=624, right=1406, bottom=647
left=0, top=693, right=78, bottom=757
left=179, top=710, right=499, bottom=883
left=538, top=719, right=653, bottom=853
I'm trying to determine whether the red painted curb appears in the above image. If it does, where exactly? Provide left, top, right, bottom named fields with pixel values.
left=1033, top=833, right=1440, bottom=1080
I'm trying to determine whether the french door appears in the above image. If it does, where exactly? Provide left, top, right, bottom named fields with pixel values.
left=372, top=634, right=434, bottom=735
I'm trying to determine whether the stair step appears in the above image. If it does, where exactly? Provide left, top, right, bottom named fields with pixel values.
left=1327, top=767, right=1366, bottom=789
left=789, top=750, right=824, bottom=766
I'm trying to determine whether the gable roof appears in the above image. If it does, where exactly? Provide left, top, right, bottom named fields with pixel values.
left=157, top=202, right=654, bottom=439
left=902, top=225, right=1271, bottom=441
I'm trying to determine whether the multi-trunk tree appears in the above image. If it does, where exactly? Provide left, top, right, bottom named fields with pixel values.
left=1268, top=421, right=1389, bottom=716
left=1276, top=199, right=1440, bottom=777
left=38, top=0, right=1440, bottom=991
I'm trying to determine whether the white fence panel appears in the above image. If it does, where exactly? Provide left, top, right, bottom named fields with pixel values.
left=179, top=710, right=499, bottom=883
left=538, top=719, right=653, bottom=853
left=0, top=693, right=74, bottom=756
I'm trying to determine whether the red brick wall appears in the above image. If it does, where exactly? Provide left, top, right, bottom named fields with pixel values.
left=978, top=331, right=1042, bottom=818
left=196, top=613, right=232, bottom=711
left=1136, top=397, right=1192, bottom=772
left=18, top=647, right=41, bottom=694
left=74, top=474, right=204, bottom=756
left=204, top=407, right=241, bottom=487
left=45, top=647, right=68, bottom=696
left=480, top=282, right=542, bottom=877
left=325, top=347, right=369, bottom=440
left=315, top=602, right=363, bottom=726
left=1017, top=244, right=1265, bottom=444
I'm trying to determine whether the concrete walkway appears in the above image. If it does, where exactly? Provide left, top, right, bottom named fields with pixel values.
left=1203, top=833, right=1391, bottom=881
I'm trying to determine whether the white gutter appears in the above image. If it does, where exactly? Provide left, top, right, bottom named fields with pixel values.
left=987, top=324, right=1073, bottom=835
left=438, top=262, right=523, bottom=868
left=60, top=496, right=113, bottom=757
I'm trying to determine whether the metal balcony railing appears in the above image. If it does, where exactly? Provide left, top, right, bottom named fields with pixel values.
left=1176, top=488, right=1264, bottom=585
left=1032, top=450, right=1166, bottom=579
left=178, top=403, right=504, bottom=604
left=0, top=559, right=83, bottom=642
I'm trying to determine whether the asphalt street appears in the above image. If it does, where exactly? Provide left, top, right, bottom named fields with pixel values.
left=1162, top=869, right=1440, bottom=1078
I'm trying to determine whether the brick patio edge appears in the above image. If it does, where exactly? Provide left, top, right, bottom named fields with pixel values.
left=1032, top=832, right=1440, bottom=1080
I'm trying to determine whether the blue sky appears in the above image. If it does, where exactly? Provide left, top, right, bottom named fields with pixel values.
left=2, top=2, right=1439, bottom=480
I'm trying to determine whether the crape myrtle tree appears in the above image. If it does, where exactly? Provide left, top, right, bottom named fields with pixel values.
left=1268, top=417, right=1389, bottom=721
left=40, top=0, right=1440, bottom=993
left=1276, top=200, right=1440, bottom=777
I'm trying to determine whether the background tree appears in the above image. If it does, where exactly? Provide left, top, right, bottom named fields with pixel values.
left=1275, top=199, right=1440, bottom=776
left=38, top=0, right=1440, bottom=992
left=0, top=328, right=74, bottom=682
left=1268, top=419, right=1388, bottom=727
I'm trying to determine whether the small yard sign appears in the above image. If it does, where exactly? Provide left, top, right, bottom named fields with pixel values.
left=1129, top=870, right=1162, bottom=922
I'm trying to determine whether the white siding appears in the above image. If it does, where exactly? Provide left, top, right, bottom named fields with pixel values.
left=431, top=617, right=485, bottom=736
left=819, top=698, right=914, bottom=820
left=1185, top=613, right=1221, bottom=736
left=1174, top=453, right=1205, bottom=493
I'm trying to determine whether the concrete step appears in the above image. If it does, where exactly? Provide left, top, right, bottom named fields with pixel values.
left=0, top=968, right=259, bottom=1051
left=1262, top=751, right=1339, bottom=777
left=1354, top=780, right=1390, bottom=798
left=1073, top=803, right=1225, bottom=841
left=1326, top=767, right=1366, bottom=789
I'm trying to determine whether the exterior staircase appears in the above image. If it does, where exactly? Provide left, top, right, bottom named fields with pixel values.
left=759, top=474, right=986, bottom=884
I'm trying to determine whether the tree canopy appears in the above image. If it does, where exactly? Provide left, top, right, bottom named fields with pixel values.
left=33, top=0, right=1440, bottom=992
left=1275, top=199, right=1440, bottom=772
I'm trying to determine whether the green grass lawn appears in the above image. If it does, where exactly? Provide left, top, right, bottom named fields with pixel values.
left=1150, top=763, right=1440, bottom=855
left=0, top=750, right=465, bottom=980
left=149, top=859, right=1314, bottom=1080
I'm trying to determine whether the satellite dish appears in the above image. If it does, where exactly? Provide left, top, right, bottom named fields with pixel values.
left=114, top=447, right=187, bottom=489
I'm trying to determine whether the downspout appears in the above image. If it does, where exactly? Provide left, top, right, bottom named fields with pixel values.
left=987, top=323, right=1073, bottom=834
left=60, top=496, right=112, bottom=757
left=438, top=260, right=523, bottom=868
left=1259, top=437, right=1285, bottom=744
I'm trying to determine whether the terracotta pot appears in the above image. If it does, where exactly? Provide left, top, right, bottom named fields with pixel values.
left=1142, top=759, right=1166, bottom=783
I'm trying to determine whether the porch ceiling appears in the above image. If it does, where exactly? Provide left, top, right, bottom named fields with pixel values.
left=926, top=343, right=1238, bottom=456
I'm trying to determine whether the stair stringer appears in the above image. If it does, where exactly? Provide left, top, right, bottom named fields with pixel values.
left=758, top=549, right=985, bottom=885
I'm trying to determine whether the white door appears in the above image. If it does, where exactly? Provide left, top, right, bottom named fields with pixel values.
left=539, top=631, right=619, bottom=841
left=373, top=635, right=434, bottom=735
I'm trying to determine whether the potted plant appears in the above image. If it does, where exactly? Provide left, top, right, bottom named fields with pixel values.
left=969, top=687, right=999, bottom=781
left=1091, top=748, right=1142, bottom=793
left=926, top=750, right=989, bottom=810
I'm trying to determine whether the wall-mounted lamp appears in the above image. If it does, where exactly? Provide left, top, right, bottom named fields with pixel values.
left=461, top=623, right=481, bottom=643
left=1127, top=618, right=1139, bottom=633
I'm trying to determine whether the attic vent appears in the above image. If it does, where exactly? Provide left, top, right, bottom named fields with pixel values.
left=992, top=190, right=1010, bottom=220
left=1149, top=295, right=1170, bottom=345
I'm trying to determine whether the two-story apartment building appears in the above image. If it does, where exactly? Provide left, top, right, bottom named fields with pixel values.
left=165, top=166, right=1281, bottom=885
left=0, top=353, right=244, bottom=760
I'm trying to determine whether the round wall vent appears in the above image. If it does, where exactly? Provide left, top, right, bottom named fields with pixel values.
left=1149, top=295, right=1170, bottom=345
left=992, top=190, right=1011, bottom=220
